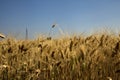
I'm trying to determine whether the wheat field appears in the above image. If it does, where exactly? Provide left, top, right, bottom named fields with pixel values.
left=0, top=33, right=120, bottom=80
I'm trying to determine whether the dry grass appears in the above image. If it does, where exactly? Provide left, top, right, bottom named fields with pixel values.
left=0, top=33, right=120, bottom=80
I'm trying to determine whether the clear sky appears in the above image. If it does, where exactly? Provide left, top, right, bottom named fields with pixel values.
left=0, top=0, right=120, bottom=39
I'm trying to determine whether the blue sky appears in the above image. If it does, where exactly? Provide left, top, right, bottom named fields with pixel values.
left=0, top=0, right=120, bottom=39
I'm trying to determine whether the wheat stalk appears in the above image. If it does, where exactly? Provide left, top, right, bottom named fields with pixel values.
left=0, top=33, right=5, bottom=38
left=48, top=23, right=56, bottom=38
left=107, top=77, right=112, bottom=80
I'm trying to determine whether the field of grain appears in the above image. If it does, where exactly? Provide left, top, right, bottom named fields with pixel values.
left=0, top=33, right=120, bottom=80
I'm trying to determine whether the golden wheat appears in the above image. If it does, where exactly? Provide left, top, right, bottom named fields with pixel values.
left=0, top=33, right=5, bottom=38
left=0, top=33, right=120, bottom=80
